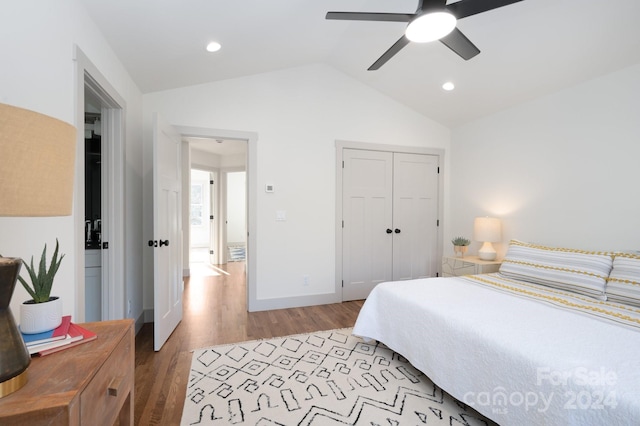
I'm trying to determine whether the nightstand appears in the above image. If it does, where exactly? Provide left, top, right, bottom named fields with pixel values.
left=442, top=255, right=502, bottom=277
left=0, top=319, right=134, bottom=425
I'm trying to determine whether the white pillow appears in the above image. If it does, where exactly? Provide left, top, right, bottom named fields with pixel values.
left=498, top=240, right=612, bottom=300
left=606, top=253, right=640, bottom=307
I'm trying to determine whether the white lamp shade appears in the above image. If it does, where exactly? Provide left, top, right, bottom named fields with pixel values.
left=473, top=217, right=501, bottom=242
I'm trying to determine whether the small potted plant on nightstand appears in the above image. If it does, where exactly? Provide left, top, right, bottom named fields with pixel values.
left=18, top=239, right=64, bottom=334
left=451, top=236, right=471, bottom=258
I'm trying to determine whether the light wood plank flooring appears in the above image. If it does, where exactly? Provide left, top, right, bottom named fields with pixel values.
left=134, top=262, right=364, bottom=425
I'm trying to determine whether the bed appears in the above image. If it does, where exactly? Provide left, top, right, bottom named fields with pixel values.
left=352, top=240, right=640, bottom=425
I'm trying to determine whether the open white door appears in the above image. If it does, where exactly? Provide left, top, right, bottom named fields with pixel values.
left=152, top=114, right=183, bottom=351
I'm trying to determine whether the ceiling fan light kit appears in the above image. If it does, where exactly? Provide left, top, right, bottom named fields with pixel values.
left=206, top=41, right=221, bottom=52
left=405, top=12, right=456, bottom=43
left=326, top=0, right=524, bottom=70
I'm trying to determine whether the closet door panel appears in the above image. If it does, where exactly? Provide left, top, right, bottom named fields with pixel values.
left=342, top=149, right=393, bottom=301
left=392, top=153, right=439, bottom=281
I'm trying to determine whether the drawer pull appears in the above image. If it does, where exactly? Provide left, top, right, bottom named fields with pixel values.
left=108, top=376, right=124, bottom=397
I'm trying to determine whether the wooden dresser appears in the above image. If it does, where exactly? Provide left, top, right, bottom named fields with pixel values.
left=0, top=319, right=134, bottom=425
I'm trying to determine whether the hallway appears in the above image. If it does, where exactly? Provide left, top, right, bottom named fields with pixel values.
left=134, top=262, right=364, bottom=424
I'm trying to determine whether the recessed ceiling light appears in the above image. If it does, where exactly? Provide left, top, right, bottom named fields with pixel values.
left=206, top=41, right=222, bottom=52
left=442, top=81, right=455, bottom=91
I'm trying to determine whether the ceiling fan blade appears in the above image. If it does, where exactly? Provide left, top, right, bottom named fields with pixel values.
left=368, top=36, right=411, bottom=70
left=417, top=0, right=448, bottom=13
left=439, top=28, right=480, bottom=60
left=446, top=0, right=524, bottom=19
left=326, top=12, right=413, bottom=22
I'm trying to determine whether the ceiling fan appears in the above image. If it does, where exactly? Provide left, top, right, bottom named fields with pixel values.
left=326, top=0, right=523, bottom=70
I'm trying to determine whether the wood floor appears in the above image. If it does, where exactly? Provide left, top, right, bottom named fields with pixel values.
left=133, top=262, right=364, bottom=425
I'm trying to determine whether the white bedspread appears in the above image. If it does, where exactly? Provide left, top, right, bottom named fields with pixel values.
left=352, top=275, right=640, bottom=425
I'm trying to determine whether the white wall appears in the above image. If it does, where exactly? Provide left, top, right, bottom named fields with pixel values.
left=143, top=63, right=450, bottom=310
left=449, top=63, right=640, bottom=257
left=0, top=0, right=144, bottom=324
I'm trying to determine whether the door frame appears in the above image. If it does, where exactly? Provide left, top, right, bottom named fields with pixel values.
left=175, top=126, right=258, bottom=311
left=74, top=46, right=126, bottom=321
left=188, top=165, right=247, bottom=268
left=335, top=140, right=445, bottom=300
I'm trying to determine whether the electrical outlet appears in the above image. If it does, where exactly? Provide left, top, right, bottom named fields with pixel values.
left=303, top=275, right=309, bottom=286
left=128, top=300, right=132, bottom=315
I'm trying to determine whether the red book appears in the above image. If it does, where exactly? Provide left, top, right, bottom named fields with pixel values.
left=36, top=323, right=98, bottom=356
left=21, top=315, right=71, bottom=346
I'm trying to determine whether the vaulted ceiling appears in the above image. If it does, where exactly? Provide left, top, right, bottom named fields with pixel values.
left=80, top=0, right=640, bottom=127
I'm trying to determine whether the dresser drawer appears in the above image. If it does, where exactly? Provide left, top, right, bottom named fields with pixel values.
left=80, top=329, right=134, bottom=425
left=442, top=255, right=501, bottom=277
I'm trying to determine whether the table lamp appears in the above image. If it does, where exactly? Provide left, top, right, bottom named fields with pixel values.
left=0, top=103, right=75, bottom=398
left=473, top=216, right=501, bottom=261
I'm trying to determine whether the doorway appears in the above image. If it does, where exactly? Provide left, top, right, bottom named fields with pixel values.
left=75, top=46, right=126, bottom=322
left=189, top=168, right=216, bottom=276
left=187, top=138, right=247, bottom=275
left=170, top=125, right=259, bottom=311
left=83, top=98, right=103, bottom=322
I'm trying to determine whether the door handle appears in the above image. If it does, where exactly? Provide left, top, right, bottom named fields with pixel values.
left=160, top=239, right=170, bottom=247
left=386, top=228, right=392, bottom=234
left=148, top=240, right=158, bottom=247
left=394, top=228, right=401, bottom=234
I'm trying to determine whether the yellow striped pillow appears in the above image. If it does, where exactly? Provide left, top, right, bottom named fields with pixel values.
left=498, top=240, right=613, bottom=300
left=607, top=253, right=640, bottom=307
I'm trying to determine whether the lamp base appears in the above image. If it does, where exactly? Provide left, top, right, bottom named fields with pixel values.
left=0, top=369, right=27, bottom=398
left=0, top=258, right=31, bottom=399
left=478, top=242, right=497, bottom=261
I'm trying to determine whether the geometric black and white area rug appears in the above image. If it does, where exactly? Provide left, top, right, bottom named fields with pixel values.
left=181, top=328, right=497, bottom=425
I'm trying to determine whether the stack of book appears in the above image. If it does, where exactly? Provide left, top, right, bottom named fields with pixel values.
left=21, top=315, right=97, bottom=356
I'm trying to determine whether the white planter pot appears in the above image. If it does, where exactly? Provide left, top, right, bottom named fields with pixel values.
left=20, top=296, right=63, bottom=334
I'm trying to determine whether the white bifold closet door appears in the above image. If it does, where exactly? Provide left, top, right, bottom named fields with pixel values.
left=342, top=149, right=439, bottom=301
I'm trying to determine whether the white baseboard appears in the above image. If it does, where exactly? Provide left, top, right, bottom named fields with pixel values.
left=248, top=292, right=342, bottom=312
